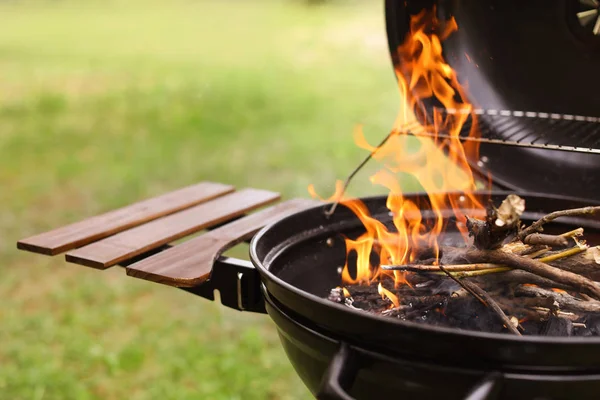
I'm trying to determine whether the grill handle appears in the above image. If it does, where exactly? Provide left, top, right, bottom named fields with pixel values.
left=316, top=343, right=503, bottom=400
left=316, top=343, right=358, bottom=400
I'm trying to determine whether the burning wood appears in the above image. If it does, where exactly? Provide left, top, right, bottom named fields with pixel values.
left=466, top=194, right=524, bottom=250
left=327, top=195, right=600, bottom=337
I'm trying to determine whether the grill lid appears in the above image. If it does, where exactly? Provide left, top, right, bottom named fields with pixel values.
left=385, top=0, right=600, bottom=201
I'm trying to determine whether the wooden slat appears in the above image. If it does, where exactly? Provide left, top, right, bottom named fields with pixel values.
left=17, top=182, right=234, bottom=256
left=126, top=198, right=318, bottom=287
left=65, top=188, right=281, bottom=269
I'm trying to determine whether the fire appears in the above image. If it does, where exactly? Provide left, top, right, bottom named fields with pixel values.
left=378, top=283, right=400, bottom=309
left=309, top=7, right=488, bottom=288
left=342, top=287, right=351, bottom=298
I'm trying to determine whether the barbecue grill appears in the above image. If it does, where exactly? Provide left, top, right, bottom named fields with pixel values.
left=16, top=1, right=600, bottom=399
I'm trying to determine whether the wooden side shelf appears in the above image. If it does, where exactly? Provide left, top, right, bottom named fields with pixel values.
left=126, top=198, right=316, bottom=287
left=17, top=182, right=318, bottom=288
left=17, top=182, right=234, bottom=255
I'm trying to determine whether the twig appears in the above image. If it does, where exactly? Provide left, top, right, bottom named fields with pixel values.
left=388, top=245, right=598, bottom=291
left=548, top=247, right=600, bottom=280
left=470, top=287, right=521, bottom=335
left=515, top=285, right=600, bottom=314
left=439, top=266, right=512, bottom=278
left=538, top=246, right=587, bottom=263
left=466, top=195, right=524, bottom=250
left=438, top=265, right=521, bottom=335
left=560, top=228, right=584, bottom=238
left=523, top=233, right=568, bottom=248
left=381, top=245, right=587, bottom=277
left=528, top=307, right=580, bottom=321
left=523, top=247, right=551, bottom=259
left=518, top=206, right=600, bottom=240
left=380, top=263, right=499, bottom=273
left=437, top=265, right=486, bottom=305
left=324, top=131, right=394, bottom=218
left=459, top=247, right=600, bottom=300
left=475, top=270, right=573, bottom=291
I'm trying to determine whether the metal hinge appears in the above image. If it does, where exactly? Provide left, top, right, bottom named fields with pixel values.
left=182, top=256, right=266, bottom=314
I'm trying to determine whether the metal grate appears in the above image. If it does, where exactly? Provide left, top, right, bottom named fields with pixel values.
left=410, top=109, right=600, bottom=155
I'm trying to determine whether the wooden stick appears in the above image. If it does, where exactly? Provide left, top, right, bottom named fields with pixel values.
left=523, top=233, right=568, bottom=248
left=440, top=266, right=512, bottom=278
left=474, top=270, right=574, bottom=292
left=518, top=206, right=600, bottom=240
left=515, top=285, right=600, bottom=314
left=381, top=245, right=589, bottom=276
left=380, top=263, right=499, bottom=273
left=438, top=265, right=486, bottom=305
left=426, top=247, right=598, bottom=285
left=523, top=247, right=551, bottom=259
left=528, top=307, right=580, bottom=321
left=459, top=247, right=600, bottom=300
left=438, top=265, right=521, bottom=335
left=548, top=246, right=600, bottom=281
left=559, top=228, right=584, bottom=238
left=323, top=130, right=397, bottom=218
left=539, top=246, right=587, bottom=263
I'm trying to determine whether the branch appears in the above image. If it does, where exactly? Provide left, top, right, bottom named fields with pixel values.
left=438, top=265, right=521, bottom=335
left=323, top=130, right=396, bottom=218
left=380, top=263, right=500, bottom=273
left=548, top=246, right=600, bottom=281
left=523, top=233, right=568, bottom=248
left=466, top=195, right=525, bottom=250
left=474, top=270, right=574, bottom=292
left=382, top=245, right=596, bottom=279
left=460, top=248, right=600, bottom=300
left=518, top=206, right=600, bottom=240
left=515, top=285, right=600, bottom=314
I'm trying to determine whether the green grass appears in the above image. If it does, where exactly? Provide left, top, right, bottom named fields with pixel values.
left=0, top=1, right=400, bottom=399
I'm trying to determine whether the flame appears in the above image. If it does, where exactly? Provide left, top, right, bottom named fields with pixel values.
left=342, top=287, right=351, bottom=298
left=378, top=283, right=400, bottom=309
left=551, top=288, right=568, bottom=294
left=310, top=7, right=488, bottom=288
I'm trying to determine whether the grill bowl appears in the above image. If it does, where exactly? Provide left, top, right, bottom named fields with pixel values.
left=250, top=191, right=600, bottom=371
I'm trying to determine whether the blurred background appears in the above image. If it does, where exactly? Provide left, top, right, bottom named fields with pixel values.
left=1, top=0, right=400, bottom=398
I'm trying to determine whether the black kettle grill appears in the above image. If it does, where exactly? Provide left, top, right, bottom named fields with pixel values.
left=16, top=1, right=600, bottom=399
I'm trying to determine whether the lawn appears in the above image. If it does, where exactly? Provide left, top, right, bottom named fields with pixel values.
left=0, top=1, right=400, bottom=399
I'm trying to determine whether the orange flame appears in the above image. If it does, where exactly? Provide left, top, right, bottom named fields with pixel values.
left=378, top=283, right=400, bottom=309
left=342, top=287, right=351, bottom=298
left=310, top=8, right=487, bottom=287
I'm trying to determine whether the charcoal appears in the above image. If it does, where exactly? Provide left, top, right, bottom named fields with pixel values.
left=519, top=319, right=540, bottom=334
left=572, top=317, right=600, bottom=337
left=584, top=316, right=600, bottom=335
left=539, top=316, right=573, bottom=336
left=326, top=279, right=593, bottom=336
left=573, top=329, right=592, bottom=337
left=420, top=297, right=505, bottom=333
